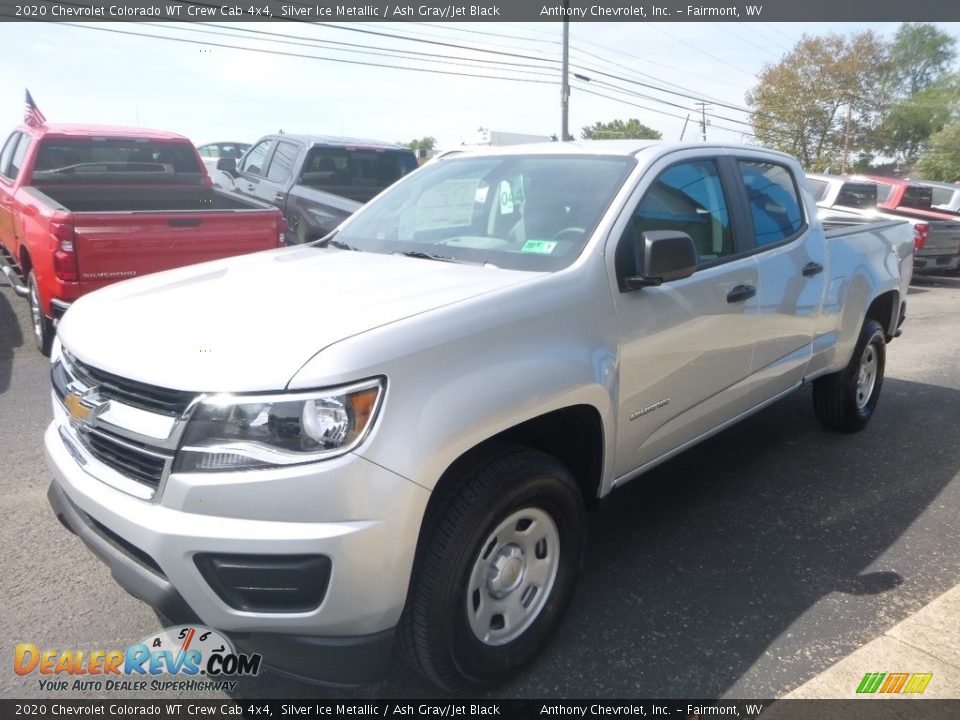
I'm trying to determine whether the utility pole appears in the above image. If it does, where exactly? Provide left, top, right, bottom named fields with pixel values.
left=561, top=5, right=570, bottom=142
left=695, top=102, right=711, bottom=142
left=680, top=114, right=690, bottom=141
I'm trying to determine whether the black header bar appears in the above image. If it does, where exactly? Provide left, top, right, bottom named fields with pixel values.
left=2, top=0, right=960, bottom=22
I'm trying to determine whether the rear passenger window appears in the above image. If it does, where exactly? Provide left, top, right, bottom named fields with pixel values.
left=738, top=161, right=804, bottom=247
left=266, top=141, right=299, bottom=182
left=629, top=159, right=734, bottom=264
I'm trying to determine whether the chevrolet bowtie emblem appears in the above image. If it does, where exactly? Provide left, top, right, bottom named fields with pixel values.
left=64, top=388, right=109, bottom=425
left=64, top=392, right=92, bottom=422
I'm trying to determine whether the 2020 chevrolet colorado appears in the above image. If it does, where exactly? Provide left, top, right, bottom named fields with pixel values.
left=45, top=142, right=912, bottom=691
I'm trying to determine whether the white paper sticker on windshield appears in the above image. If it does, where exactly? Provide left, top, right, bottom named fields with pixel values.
left=416, top=179, right=479, bottom=230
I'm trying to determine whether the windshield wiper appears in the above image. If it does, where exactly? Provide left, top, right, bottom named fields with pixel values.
left=313, top=234, right=358, bottom=251
left=393, top=250, right=479, bottom=265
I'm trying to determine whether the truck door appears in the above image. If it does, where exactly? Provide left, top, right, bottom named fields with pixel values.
left=235, top=138, right=277, bottom=204
left=0, top=132, right=24, bottom=250
left=735, top=158, right=825, bottom=399
left=607, top=154, right=759, bottom=479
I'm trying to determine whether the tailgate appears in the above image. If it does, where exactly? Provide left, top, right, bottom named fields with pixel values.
left=920, top=222, right=960, bottom=258
left=73, top=210, right=280, bottom=294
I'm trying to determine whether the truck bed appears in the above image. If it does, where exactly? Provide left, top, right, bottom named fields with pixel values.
left=31, top=184, right=260, bottom=213
left=822, top=217, right=909, bottom=238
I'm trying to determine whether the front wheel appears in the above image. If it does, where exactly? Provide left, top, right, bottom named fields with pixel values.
left=813, top=319, right=886, bottom=432
left=27, top=271, right=54, bottom=357
left=399, top=445, right=585, bottom=691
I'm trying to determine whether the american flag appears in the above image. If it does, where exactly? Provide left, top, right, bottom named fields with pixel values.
left=24, top=90, right=46, bottom=128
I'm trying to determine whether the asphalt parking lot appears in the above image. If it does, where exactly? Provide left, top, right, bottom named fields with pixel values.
left=1, top=274, right=959, bottom=700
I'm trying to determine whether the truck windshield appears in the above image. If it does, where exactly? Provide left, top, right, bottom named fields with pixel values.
left=331, top=154, right=635, bottom=271
left=32, top=139, right=204, bottom=184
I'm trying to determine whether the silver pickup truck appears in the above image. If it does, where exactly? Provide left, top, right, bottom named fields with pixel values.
left=45, top=142, right=912, bottom=691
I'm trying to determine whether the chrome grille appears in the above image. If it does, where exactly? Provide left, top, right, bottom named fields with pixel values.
left=54, top=350, right=195, bottom=499
left=79, top=429, right=170, bottom=489
left=65, top=352, right=195, bottom=417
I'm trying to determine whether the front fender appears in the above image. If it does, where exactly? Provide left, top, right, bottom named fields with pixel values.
left=288, top=258, right=620, bottom=493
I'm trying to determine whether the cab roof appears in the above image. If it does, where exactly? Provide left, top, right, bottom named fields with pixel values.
left=18, top=124, right=190, bottom=142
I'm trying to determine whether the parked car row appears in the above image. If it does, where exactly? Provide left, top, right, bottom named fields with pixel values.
left=808, top=172, right=960, bottom=273
left=0, top=123, right=288, bottom=355
left=0, top=123, right=420, bottom=357
left=212, top=133, right=419, bottom=244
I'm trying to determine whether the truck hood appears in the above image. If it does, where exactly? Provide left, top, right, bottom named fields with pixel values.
left=57, top=247, right=535, bottom=392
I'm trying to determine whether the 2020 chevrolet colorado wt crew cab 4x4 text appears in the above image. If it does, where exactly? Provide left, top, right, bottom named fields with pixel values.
left=45, top=141, right=913, bottom=691
left=0, top=124, right=286, bottom=355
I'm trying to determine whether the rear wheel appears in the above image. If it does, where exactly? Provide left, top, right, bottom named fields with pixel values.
left=813, top=319, right=886, bottom=432
left=399, top=445, right=585, bottom=691
left=27, top=271, right=54, bottom=357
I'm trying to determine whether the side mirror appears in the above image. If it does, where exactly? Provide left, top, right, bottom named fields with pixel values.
left=216, top=157, right=237, bottom=174
left=621, top=230, right=698, bottom=291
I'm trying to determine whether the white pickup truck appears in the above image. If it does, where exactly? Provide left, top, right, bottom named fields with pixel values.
left=45, top=142, right=912, bottom=691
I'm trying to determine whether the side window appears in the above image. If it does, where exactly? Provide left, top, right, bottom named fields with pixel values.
left=239, top=139, right=274, bottom=177
left=266, top=141, right=299, bottom=182
left=0, top=132, right=21, bottom=179
left=628, top=159, right=733, bottom=264
left=930, top=186, right=953, bottom=206
left=300, top=149, right=349, bottom=190
left=738, top=161, right=804, bottom=247
left=8, top=134, right=31, bottom=180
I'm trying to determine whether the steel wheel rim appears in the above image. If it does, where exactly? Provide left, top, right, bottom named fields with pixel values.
left=28, top=281, right=43, bottom=344
left=856, top=343, right=878, bottom=410
left=466, top=507, right=560, bottom=646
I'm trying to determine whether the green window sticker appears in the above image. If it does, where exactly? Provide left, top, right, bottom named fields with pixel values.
left=521, top=240, right=558, bottom=254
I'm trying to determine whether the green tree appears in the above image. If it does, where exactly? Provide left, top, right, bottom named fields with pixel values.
left=877, top=74, right=960, bottom=166
left=746, top=31, right=890, bottom=171
left=916, top=121, right=960, bottom=180
left=581, top=118, right=661, bottom=140
left=403, top=137, right=437, bottom=152
left=885, top=23, right=956, bottom=98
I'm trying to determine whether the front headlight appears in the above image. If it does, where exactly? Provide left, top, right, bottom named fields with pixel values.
left=173, top=378, right=384, bottom=472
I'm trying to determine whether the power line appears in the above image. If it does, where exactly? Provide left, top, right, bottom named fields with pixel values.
left=34, top=21, right=560, bottom=86
left=146, top=21, right=560, bottom=77
left=572, top=86, right=752, bottom=139
left=646, top=24, right=758, bottom=77
left=713, top=22, right=790, bottom=58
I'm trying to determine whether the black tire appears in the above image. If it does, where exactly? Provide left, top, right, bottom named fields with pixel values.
left=813, top=319, right=886, bottom=432
left=27, top=271, right=54, bottom=357
left=399, top=444, right=585, bottom=691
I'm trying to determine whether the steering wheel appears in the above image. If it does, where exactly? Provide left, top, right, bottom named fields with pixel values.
left=553, top=227, right=586, bottom=241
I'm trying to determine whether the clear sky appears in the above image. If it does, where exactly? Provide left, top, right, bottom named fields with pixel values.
left=2, top=20, right=959, bottom=150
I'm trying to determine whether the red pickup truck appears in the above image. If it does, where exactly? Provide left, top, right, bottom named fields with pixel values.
left=0, top=124, right=286, bottom=354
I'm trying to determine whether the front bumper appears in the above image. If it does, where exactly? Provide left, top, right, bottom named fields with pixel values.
left=45, top=417, right=430, bottom=684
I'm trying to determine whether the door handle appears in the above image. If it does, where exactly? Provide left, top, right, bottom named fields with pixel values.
left=726, top=284, right=756, bottom=304
left=273, top=193, right=285, bottom=204
left=802, top=261, right=824, bottom=277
